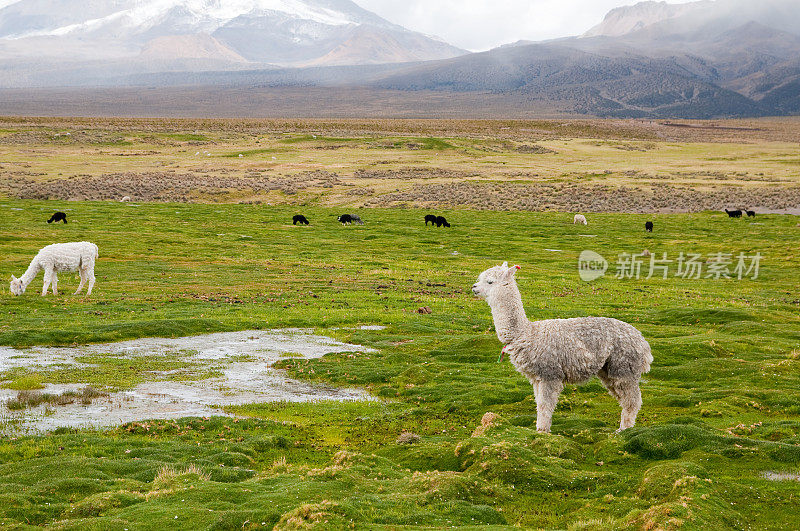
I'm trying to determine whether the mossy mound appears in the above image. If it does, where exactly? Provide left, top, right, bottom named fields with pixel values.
left=65, top=490, right=145, bottom=518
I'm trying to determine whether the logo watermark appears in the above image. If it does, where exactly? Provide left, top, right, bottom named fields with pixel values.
left=578, top=250, right=608, bottom=282
left=578, top=251, right=762, bottom=281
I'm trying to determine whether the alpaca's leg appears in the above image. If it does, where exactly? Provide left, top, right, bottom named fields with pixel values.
left=51, top=273, right=58, bottom=296
left=598, top=376, right=641, bottom=431
left=597, top=369, right=622, bottom=401
left=74, top=269, right=87, bottom=295
left=85, top=269, right=96, bottom=296
left=41, top=269, right=53, bottom=296
left=529, top=377, right=542, bottom=409
left=598, top=371, right=642, bottom=431
left=614, top=379, right=642, bottom=431
left=536, top=380, right=563, bottom=433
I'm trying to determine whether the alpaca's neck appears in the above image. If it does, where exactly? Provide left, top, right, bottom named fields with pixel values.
left=488, top=280, right=529, bottom=344
left=19, top=257, right=43, bottom=287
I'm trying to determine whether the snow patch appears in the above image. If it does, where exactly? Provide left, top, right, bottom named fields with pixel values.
left=6, top=0, right=355, bottom=39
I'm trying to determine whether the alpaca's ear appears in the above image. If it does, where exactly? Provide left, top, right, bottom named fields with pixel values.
left=10, top=275, right=16, bottom=281
left=503, top=264, right=520, bottom=279
left=501, top=261, right=508, bottom=268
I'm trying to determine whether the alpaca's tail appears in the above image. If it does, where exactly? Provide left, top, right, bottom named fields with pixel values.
left=640, top=343, right=653, bottom=374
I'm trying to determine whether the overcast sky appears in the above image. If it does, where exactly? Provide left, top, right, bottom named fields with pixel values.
left=356, top=0, right=697, bottom=51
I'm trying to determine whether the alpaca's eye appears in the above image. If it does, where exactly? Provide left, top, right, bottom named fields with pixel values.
left=487, top=280, right=493, bottom=284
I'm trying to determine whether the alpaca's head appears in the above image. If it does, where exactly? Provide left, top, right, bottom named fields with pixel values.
left=472, top=262, right=520, bottom=300
left=9, top=275, right=24, bottom=296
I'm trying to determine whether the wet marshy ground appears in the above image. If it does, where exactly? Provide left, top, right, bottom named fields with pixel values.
left=0, top=329, right=375, bottom=435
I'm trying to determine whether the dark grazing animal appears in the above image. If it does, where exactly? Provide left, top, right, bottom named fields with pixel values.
left=47, top=212, right=67, bottom=224
left=338, top=214, right=364, bottom=225
left=435, top=216, right=450, bottom=228
left=293, top=214, right=309, bottom=225
left=725, top=209, right=743, bottom=218
left=424, top=214, right=437, bottom=226
left=645, top=221, right=653, bottom=232
left=746, top=210, right=755, bottom=217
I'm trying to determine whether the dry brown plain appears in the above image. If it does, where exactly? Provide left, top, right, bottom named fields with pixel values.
left=1, top=116, right=799, bottom=213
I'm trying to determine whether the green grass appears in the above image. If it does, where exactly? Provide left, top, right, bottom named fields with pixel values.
left=156, top=133, right=210, bottom=142
left=278, top=134, right=365, bottom=144
left=2, top=374, right=45, bottom=390
left=221, top=148, right=287, bottom=158
left=0, top=200, right=798, bottom=529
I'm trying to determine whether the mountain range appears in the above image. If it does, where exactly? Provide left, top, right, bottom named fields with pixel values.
left=0, top=0, right=799, bottom=118
left=369, top=0, right=800, bottom=117
left=0, top=0, right=464, bottom=84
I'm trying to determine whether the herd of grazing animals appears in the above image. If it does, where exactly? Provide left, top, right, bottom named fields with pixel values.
left=725, top=209, right=758, bottom=218
left=13, top=206, right=763, bottom=299
left=425, top=214, right=450, bottom=227
left=7, top=204, right=769, bottom=433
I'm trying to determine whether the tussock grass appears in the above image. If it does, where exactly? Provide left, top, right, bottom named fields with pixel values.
left=5, top=386, right=107, bottom=410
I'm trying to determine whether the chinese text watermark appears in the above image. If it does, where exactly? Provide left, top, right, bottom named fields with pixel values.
left=579, top=251, right=761, bottom=282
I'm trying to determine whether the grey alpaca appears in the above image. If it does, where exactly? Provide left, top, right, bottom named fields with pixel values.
left=472, top=262, right=652, bottom=432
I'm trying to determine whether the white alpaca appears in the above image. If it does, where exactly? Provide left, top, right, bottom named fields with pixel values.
left=573, top=214, right=587, bottom=225
left=10, top=242, right=99, bottom=297
left=472, top=262, right=652, bottom=432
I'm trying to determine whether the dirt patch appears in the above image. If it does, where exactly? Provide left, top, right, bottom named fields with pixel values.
left=353, top=168, right=476, bottom=180
left=0, top=170, right=342, bottom=202
left=367, top=181, right=800, bottom=213
left=515, top=144, right=557, bottom=154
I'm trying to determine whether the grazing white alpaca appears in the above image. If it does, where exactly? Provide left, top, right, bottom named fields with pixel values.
left=10, top=242, right=99, bottom=297
left=573, top=214, right=587, bottom=225
left=472, top=262, right=652, bottom=432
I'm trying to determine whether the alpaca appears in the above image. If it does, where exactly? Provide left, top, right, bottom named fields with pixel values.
left=435, top=216, right=450, bottom=228
left=472, top=262, right=652, bottom=432
left=424, top=214, right=437, bottom=226
left=573, top=214, right=587, bottom=225
left=725, top=209, right=742, bottom=218
left=120, top=196, right=131, bottom=202
left=293, top=214, right=309, bottom=225
left=746, top=210, right=755, bottom=217
left=10, top=242, right=98, bottom=297
left=645, top=221, right=653, bottom=232
left=47, top=212, right=67, bottom=224
left=338, top=214, right=364, bottom=225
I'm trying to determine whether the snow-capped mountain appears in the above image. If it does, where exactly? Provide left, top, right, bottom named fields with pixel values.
left=0, top=0, right=464, bottom=68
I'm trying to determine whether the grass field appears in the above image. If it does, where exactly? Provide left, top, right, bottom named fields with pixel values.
left=1, top=196, right=798, bottom=529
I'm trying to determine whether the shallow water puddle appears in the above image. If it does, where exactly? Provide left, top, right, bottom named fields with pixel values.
left=0, top=329, right=375, bottom=435
left=762, top=471, right=800, bottom=481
